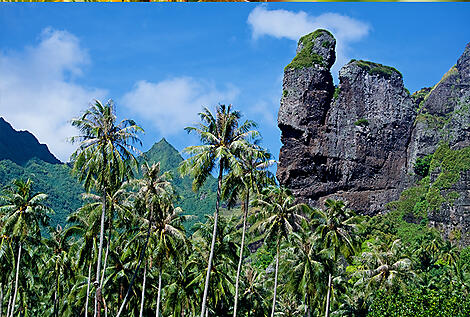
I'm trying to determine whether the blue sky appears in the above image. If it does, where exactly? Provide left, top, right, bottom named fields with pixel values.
left=0, top=3, right=469, bottom=163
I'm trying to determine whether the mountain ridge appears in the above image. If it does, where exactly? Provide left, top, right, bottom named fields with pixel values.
left=0, top=117, right=61, bottom=165
left=0, top=121, right=216, bottom=230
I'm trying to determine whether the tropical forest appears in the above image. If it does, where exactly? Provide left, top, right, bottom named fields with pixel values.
left=1, top=7, right=470, bottom=316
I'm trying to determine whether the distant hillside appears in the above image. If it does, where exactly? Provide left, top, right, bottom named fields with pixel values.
left=139, top=138, right=217, bottom=230
left=0, top=158, right=84, bottom=229
left=0, top=119, right=215, bottom=230
left=0, top=117, right=61, bottom=165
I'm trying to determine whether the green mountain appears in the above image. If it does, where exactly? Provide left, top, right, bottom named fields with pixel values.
left=139, top=138, right=217, bottom=230
left=0, top=119, right=215, bottom=230
left=0, top=158, right=84, bottom=228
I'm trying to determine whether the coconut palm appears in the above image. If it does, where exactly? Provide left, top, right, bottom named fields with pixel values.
left=0, top=179, right=51, bottom=317
left=251, top=186, right=309, bottom=317
left=70, top=99, right=143, bottom=317
left=115, top=161, right=174, bottom=317
left=190, top=215, right=238, bottom=316
left=221, top=144, right=274, bottom=317
left=353, top=239, right=415, bottom=297
left=283, top=230, right=326, bottom=317
left=149, top=201, right=187, bottom=317
left=179, top=104, right=258, bottom=317
left=311, top=199, right=362, bottom=317
left=44, top=225, right=76, bottom=317
left=65, top=200, right=102, bottom=317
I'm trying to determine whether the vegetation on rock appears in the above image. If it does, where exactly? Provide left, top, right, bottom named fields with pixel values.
left=284, top=29, right=332, bottom=70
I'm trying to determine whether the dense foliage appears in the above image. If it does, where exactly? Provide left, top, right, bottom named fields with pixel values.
left=1, top=103, right=470, bottom=317
left=0, top=137, right=218, bottom=231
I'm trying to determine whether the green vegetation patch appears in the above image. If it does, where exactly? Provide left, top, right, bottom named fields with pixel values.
left=369, top=289, right=470, bottom=317
left=386, top=143, right=470, bottom=237
left=284, top=29, right=332, bottom=71
left=354, top=118, right=369, bottom=127
left=350, top=59, right=402, bottom=79
left=333, top=86, right=340, bottom=100
left=414, top=154, right=433, bottom=177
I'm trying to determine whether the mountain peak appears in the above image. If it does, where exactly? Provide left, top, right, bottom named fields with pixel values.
left=0, top=117, right=61, bottom=165
left=140, top=138, right=182, bottom=172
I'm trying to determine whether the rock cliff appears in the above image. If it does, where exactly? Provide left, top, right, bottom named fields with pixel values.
left=277, top=31, right=470, bottom=243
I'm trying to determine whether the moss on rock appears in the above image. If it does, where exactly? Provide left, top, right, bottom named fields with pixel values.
left=350, top=59, right=402, bottom=79
left=284, top=29, right=332, bottom=71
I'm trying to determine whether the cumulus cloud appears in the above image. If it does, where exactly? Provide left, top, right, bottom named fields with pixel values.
left=121, top=77, right=239, bottom=135
left=0, top=28, right=106, bottom=162
left=247, top=6, right=370, bottom=71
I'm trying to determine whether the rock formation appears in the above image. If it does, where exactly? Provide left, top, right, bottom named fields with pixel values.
left=277, top=31, right=470, bottom=243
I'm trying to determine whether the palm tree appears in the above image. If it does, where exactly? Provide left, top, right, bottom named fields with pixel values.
left=311, top=199, right=362, bottom=317
left=283, top=230, right=326, bottom=317
left=115, top=161, right=174, bottom=317
left=353, top=239, right=415, bottom=297
left=179, top=104, right=258, bottom=317
left=44, top=225, right=75, bottom=317
left=251, top=186, right=309, bottom=317
left=150, top=201, right=187, bottom=317
left=65, top=200, right=102, bottom=317
left=70, top=99, right=143, bottom=317
left=190, top=215, right=238, bottom=316
left=222, top=144, right=274, bottom=317
left=0, top=179, right=51, bottom=317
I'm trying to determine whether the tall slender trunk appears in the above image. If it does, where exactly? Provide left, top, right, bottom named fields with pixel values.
left=155, top=266, right=162, bottom=317
left=1, top=283, right=3, bottom=317
left=6, top=286, right=12, bottom=317
left=270, top=238, right=280, bottom=317
left=116, top=202, right=154, bottom=317
left=100, top=216, right=112, bottom=288
left=200, top=165, right=223, bottom=317
left=233, top=190, right=249, bottom=317
left=324, top=273, right=332, bottom=317
left=139, top=264, right=147, bottom=317
left=94, top=187, right=107, bottom=317
left=85, top=262, right=92, bottom=317
left=306, top=294, right=311, bottom=317
left=9, top=243, right=21, bottom=317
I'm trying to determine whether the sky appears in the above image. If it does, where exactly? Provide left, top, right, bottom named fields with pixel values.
left=0, top=3, right=469, bottom=163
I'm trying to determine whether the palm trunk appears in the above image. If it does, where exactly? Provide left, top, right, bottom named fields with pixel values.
left=100, top=216, right=112, bottom=288
left=1, top=283, right=3, bottom=317
left=139, top=264, right=147, bottom=317
left=6, top=286, right=12, bottom=317
left=233, top=190, right=249, bottom=317
left=94, top=187, right=107, bottom=317
left=270, top=238, right=280, bottom=317
left=85, top=262, right=92, bottom=317
left=155, top=266, right=162, bottom=317
left=9, top=243, right=21, bottom=317
left=116, top=203, right=154, bottom=317
left=324, top=273, right=332, bottom=317
left=200, top=165, right=223, bottom=317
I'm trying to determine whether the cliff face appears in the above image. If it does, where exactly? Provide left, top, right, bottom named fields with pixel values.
left=277, top=31, right=470, bottom=242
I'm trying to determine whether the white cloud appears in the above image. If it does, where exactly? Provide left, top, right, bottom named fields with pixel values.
left=121, top=77, right=239, bottom=135
left=0, top=28, right=106, bottom=162
left=247, top=6, right=370, bottom=73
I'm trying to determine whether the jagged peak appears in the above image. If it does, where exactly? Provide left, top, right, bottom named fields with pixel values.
left=0, top=117, right=61, bottom=165
left=285, top=29, right=336, bottom=71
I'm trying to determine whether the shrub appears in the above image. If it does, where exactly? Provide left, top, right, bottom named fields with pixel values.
left=414, top=154, right=433, bottom=177
left=354, top=118, right=369, bottom=127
